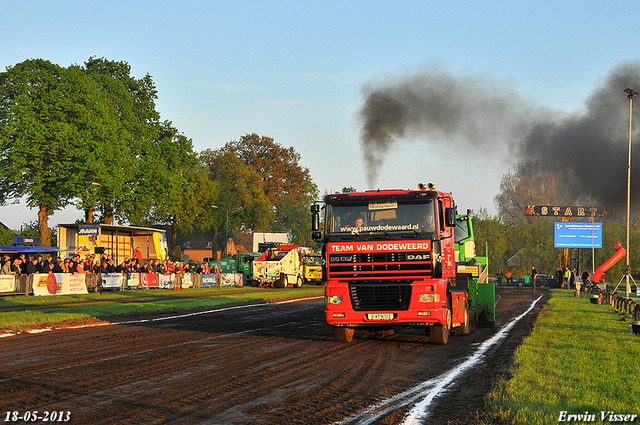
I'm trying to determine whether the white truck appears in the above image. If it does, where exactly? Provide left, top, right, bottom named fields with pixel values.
left=252, top=244, right=303, bottom=288
left=252, top=232, right=289, bottom=253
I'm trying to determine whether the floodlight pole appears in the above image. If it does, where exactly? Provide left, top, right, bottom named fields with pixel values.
left=211, top=205, right=219, bottom=259
left=625, top=88, right=637, bottom=298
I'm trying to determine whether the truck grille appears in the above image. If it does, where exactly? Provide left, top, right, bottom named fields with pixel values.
left=328, top=252, right=431, bottom=280
left=349, top=281, right=412, bottom=311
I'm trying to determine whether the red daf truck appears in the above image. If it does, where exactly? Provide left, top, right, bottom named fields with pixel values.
left=311, top=183, right=491, bottom=344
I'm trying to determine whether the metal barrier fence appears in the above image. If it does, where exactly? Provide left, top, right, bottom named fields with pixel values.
left=588, top=284, right=640, bottom=321
left=0, top=272, right=241, bottom=297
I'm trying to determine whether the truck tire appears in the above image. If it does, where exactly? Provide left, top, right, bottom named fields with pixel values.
left=333, top=327, right=354, bottom=343
left=274, top=275, right=286, bottom=288
left=294, top=276, right=303, bottom=288
left=430, top=324, right=449, bottom=344
left=431, top=307, right=451, bottom=344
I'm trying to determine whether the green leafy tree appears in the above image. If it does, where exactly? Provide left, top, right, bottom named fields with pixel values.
left=79, top=57, right=161, bottom=224
left=199, top=148, right=271, bottom=253
left=0, top=227, right=15, bottom=246
left=124, top=122, right=214, bottom=254
left=223, top=134, right=318, bottom=240
left=0, top=59, right=113, bottom=244
left=472, top=208, right=510, bottom=275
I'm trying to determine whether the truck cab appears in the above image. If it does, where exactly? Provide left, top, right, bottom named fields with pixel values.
left=311, top=184, right=469, bottom=344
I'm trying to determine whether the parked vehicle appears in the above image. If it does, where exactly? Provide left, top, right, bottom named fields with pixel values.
left=210, top=252, right=262, bottom=286
left=252, top=245, right=303, bottom=288
left=301, top=253, right=323, bottom=285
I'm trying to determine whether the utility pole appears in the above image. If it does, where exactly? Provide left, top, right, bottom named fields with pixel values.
left=624, top=88, right=637, bottom=298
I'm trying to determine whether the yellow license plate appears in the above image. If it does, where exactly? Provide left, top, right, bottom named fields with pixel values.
left=366, top=313, right=394, bottom=320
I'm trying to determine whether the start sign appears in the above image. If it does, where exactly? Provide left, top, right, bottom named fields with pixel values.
left=525, top=205, right=608, bottom=217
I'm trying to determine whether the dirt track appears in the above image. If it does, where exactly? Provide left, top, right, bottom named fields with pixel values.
left=0, top=288, right=549, bottom=424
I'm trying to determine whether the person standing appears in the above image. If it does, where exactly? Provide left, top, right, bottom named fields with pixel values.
left=531, top=266, right=538, bottom=291
left=25, top=257, right=38, bottom=275
left=570, top=269, right=576, bottom=290
left=563, top=267, right=571, bottom=289
left=1, top=258, right=13, bottom=275
left=133, top=247, right=143, bottom=263
left=214, top=263, right=220, bottom=287
left=505, top=270, right=513, bottom=284
left=581, top=270, right=589, bottom=292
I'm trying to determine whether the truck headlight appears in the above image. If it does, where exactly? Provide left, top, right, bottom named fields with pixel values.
left=419, top=294, right=440, bottom=303
left=325, top=295, right=343, bottom=304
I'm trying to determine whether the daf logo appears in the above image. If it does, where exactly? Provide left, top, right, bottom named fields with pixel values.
left=407, top=253, right=430, bottom=261
left=329, top=255, right=353, bottom=263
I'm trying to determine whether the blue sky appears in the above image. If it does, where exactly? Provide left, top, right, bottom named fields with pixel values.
left=2, top=0, right=640, bottom=230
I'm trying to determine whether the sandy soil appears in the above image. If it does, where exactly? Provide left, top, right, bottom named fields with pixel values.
left=0, top=287, right=549, bottom=424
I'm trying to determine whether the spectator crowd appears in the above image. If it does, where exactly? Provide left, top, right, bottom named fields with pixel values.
left=1, top=253, right=211, bottom=276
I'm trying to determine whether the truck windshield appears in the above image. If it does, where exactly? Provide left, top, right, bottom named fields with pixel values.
left=326, top=201, right=436, bottom=235
left=304, top=256, right=322, bottom=265
left=455, top=218, right=470, bottom=243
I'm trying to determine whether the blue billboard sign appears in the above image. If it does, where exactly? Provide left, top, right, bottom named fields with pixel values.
left=554, top=222, right=602, bottom=248
left=13, top=236, right=40, bottom=245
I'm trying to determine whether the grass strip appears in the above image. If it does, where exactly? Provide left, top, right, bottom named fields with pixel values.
left=483, top=290, right=640, bottom=424
left=0, top=286, right=324, bottom=329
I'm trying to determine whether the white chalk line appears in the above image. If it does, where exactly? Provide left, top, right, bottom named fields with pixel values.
left=0, top=296, right=324, bottom=339
left=336, top=294, right=543, bottom=425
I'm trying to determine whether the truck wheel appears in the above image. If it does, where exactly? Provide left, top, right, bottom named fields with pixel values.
left=333, top=327, right=354, bottom=343
left=430, top=323, right=449, bottom=344
left=274, top=276, right=286, bottom=288
left=431, top=307, right=451, bottom=344
left=295, top=276, right=303, bottom=288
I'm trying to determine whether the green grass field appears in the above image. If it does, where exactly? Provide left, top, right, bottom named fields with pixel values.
left=482, top=290, right=640, bottom=424
left=0, top=286, right=325, bottom=329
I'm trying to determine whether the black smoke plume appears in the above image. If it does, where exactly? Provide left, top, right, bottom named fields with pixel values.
left=358, top=63, right=640, bottom=212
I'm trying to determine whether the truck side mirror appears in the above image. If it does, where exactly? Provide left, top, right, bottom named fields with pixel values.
left=312, top=231, right=322, bottom=242
left=311, top=204, right=320, bottom=232
left=445, top=207, right=456, bottom=227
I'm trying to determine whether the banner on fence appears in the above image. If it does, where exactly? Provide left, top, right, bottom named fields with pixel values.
left=140, top=273, right=158, bottom=288
left=0, top=275, right=15, bottom=293
left=158, top=273, right=175, bottom=289
left=61, top=274, right=88, bottom=295
left=182, top=273, right=193, bottom=288
left=126, top=273, right=140, bottom=288
left=201, top=273, right=217, bottom=287
left=102, top=273, right=124, bottom=289
left=220, top=273, right=242, bottom=287
left=34, top=273, right=88, bottom=296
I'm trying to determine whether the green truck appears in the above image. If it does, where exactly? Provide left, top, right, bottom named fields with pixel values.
left=209, top=252, right=263, bottom=286
left=454, top=210, right=495, bottom=327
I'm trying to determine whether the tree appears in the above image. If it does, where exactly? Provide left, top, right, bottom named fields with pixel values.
left=0, top=57, right=166, bottom=245
left=471, top=208, right=509, bottom=275
left=79, top=57, right=161, bottom=225
left=0, top=59, right=113, bottom=244
left=223, top=134, right=318, bottom=239
left=494, top=160, right=579, bottom=225
left=199, top=148, right=271, bottom=252
left=120, top=121, right=216, bottom=255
